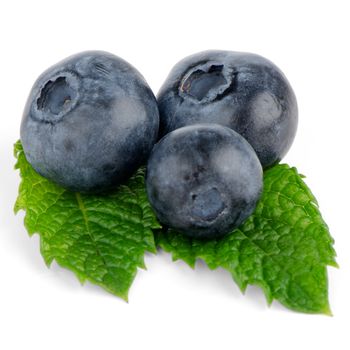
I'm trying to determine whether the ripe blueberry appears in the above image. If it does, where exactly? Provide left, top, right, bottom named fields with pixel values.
left=146, top=124, right=263, bottom=239
left=21, top=51, right=159, bottom=192
left=157, top=50, right=298, bottom=168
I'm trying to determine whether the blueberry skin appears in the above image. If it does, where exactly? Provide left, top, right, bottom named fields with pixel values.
left=21, top=51, right=159, bottom=192
left=146, top=124, right=263, bottom=240
left=157, top=50, right=298, bottom=168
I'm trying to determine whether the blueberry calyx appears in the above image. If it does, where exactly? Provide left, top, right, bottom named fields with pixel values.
left=34, top=71, right=80, bottom=123
left=190, top=187, right=226, bottom=222
left=179, top=62, right=235, bottom=103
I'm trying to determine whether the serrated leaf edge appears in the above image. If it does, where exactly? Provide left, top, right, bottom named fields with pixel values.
left=14, top=141, right=158, bottom=301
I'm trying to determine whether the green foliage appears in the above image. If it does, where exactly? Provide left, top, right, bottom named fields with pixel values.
left=14, top=141, right=160, bottom=300
left=155, top=164, right=337, bottom=314
left=15, top=141, right=336, bottom=313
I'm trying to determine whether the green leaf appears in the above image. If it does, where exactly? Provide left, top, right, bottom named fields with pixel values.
left=155, top=164, right=337, bottom=314
left=14, top=141, right=161, bottom=301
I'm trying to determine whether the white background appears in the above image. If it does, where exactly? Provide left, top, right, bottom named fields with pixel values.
left=0, top=0, right=349, bottom=349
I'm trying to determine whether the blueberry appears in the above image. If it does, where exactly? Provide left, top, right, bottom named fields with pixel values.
left=157, top=50, right=298, bottom=168
left=146, top=124, right=263, bottom=239
left=21, top=51, right=159, bottom=192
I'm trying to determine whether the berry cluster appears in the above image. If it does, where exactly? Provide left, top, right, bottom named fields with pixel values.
left=21, top=50, right=297, bottom=239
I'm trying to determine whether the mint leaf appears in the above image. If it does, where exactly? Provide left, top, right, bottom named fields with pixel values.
left=155, top=164, right=337, bottom=314
left=14, top=141, right=161, bottom=300
left=14, top=139, right=336, bottom=313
